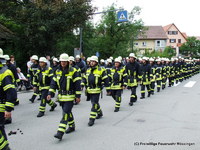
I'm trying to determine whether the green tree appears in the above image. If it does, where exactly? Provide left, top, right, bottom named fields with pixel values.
left=180, top=36, right=200, bottom=57
left=84, top=4, right=144, bottom=58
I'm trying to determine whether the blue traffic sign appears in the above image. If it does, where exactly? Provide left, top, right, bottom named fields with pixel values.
left=117, top=10, right=128, bottom=22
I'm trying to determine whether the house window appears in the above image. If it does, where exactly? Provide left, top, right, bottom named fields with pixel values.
left=170, top=39, right=176, bottom=43
left=134, top=43, right=138, bottom=46
left=172, top=31, right=178, bottom=35
left=178, top=39, right=181, bottom=43
left=168, top=31, right=172, bottom=35
left=142, top=42, right=146, bottom=46
left=168, top=31, right=178, bottom=35
left=157, top=41, right=161, bottom=47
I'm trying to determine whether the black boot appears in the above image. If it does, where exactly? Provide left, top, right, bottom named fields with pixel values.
left=147, top=93, right=151, bottom=97
left=88, top=119, right=95, bottom=126
left=4, top=118, right=12, bottom=125
left=114, top=107, right=119, bottom=112
left=37, top=112, right=44, bottom=117
left=140, top=96, right=145, bottom=99
left=65, top=126, right=75, bottom=134
left=29, top=98, right=34, bottom=103
left=54, top=131, right=64, bottom=140
left=15, top=100, right=19, bottom=106
left=5, top=146, right=11, bottom=150
left=157, top=88, right=160, bottom=92
left=129, top=102, right=133, bottom=106
left=96, top=110, right=103, bottom=119
left=49, top=103, right=57, bottom=111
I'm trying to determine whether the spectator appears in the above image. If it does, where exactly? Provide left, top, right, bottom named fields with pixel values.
left=10, top=55, right=16, bottom=66
left=27, top=56, right=33, bottom=72
left=17, top=67, right=32, bottom=91
left=46, top=55, right=51, bottom=67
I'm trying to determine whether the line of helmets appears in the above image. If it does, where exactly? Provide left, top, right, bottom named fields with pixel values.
left=29, top=52, right=200, bottom=64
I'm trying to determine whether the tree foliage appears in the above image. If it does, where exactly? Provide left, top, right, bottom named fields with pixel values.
left=88, top=5, right=144, bottom=58
left=180, top=36, right=200, bottom=57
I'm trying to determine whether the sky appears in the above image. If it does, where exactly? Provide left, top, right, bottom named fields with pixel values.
left=91, top=0, right=200, bottom=36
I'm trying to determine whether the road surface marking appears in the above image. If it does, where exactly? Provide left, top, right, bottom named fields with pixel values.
left=184, top=81, right=196, bottom=88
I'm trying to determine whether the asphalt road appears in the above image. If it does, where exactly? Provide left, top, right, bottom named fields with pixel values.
left=6, top=74, right=200, bottom=150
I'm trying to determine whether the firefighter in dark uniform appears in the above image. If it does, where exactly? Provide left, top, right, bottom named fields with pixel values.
left=28, top=55, right=41, bottom=103
left=69, top=56, right=81, bottom=105
left=4, top=55, right=19, bottom=124
left=82, top=56, right=110, bottom=126
left=34, top=57, right=57, bottom=117
left=174, top=58, right=180, bottom=84
left=109, top=58, right=127, bottom=112
left=168, top=58, right=175, bottom=87
left=0, top=49, right=17, bottom=150
left=155, top=58, right=163, bottom=92
left=161, top=58, right=167, bottom=90
left=149, top=58, right=156, bottom=95
left=84, top=57, right=91, bottom=101
left=52, top=58, right=59, bottom=74
left=125, top=53, right=141, bottom=106
left=140, top=57, right=152, bottom=99
left=47, top=53, right=81, bottom=140
left=4, top=55, right=20, bottom=106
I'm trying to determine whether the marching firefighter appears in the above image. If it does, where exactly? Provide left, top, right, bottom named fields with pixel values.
left=109, top=58, right=127, bottom=112
left=0, top=48, right=17, bottom=150
left=52, top=58, right=59, bottom=74
left=149, top=58, right=156, bottom=95
left=4, top=55, right=20, bottom=105
left=47, top=53, right=81, bottom=140
left=69, top=56, right=81, bottom=105
left=161, top=58, right=167, bottom=90
left=82, top=56, right=110, bottom=126
left=3, top=55, right=19, bottom=124
left=140, top=57, right=152, bottom=99
left=34, top=57, right=57, bottom=117
left=155, top=58, right=163, bottom=92
left=169, top=58, right=175, bottom=87
left=125, top=53, right=141, bottom=106
left=28, top=55, right=41, bottom=103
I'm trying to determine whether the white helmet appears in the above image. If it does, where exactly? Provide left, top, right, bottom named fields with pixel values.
left=87, top=57, right=91, bottom=62
left=129, top=53, right=136, bottom=58
left=0, top=48, right=6, bottom=64
left=3, top=55, right=10, bottom=61
left=39, top=57, right=47, bottom=63
left=156, top=58, right=161, bottom=62
left=69, top=56, right=75, bottom=62
left=149, top=57, right=154, bottom=62
left=90, top=56, right=98, bottom=62
left=109, top=56, right=113, bottom=60
left=166, top=58, right=170, bottom=62
left=0, top=48, right=4, bottom=59
left=53, top=58, right=59, bottom=62
left=100, top=59, right=105, bottom=63
left=118, top=56, right=122, bottom=61
left=107, top=58, right=112, bottom=63
left=59, top=53, right=69, bottom=61
left=31, top=55, right=38, bottom=60
left=76, top=55, right=80, bottom=59
left=114, top=58, right=121, bottom=63
left=142, top=57, right=148, bottom=61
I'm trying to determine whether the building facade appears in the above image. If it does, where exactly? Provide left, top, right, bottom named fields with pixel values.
left=134, top=26, right=168, bottom=54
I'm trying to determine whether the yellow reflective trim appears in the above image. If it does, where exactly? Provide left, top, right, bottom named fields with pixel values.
left=75, top=91, right=81, bottom=94
left=3, top=84, right=15, bottom=91
left=58, top=128, right=65, bottom=132
left=73, top=77, right=81, bottom=82
left=5, top=102, right=14, bottom=108
left=59, top=123, right=67, bottom=128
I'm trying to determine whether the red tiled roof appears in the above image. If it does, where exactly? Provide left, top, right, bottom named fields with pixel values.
left=137, top=26, right=168, bottom=40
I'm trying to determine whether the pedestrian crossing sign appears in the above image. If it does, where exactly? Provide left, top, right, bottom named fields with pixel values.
left=117, top=10, right=128, bottom=22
